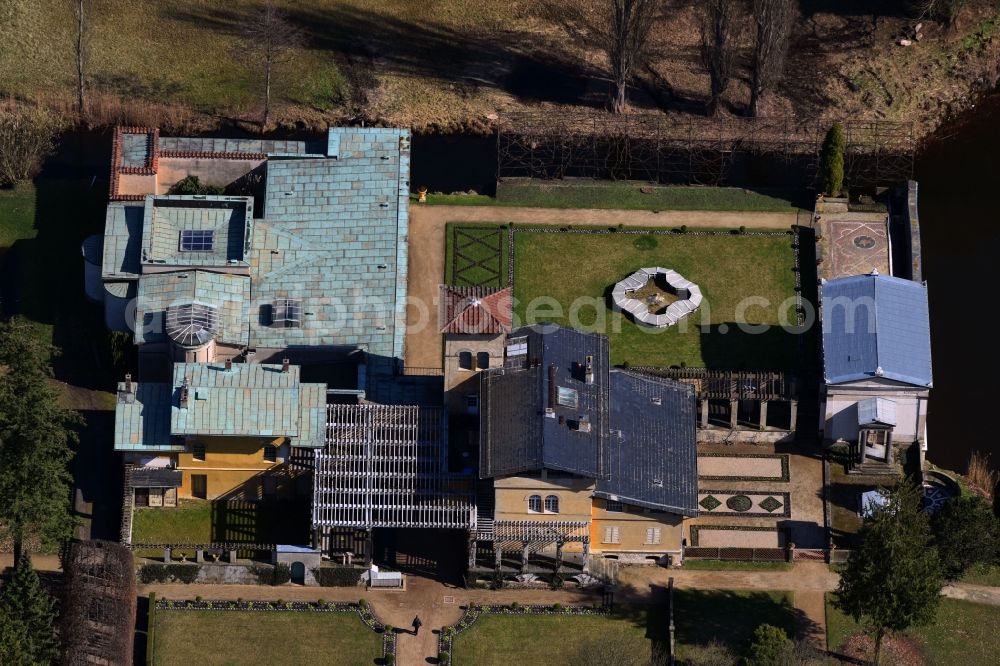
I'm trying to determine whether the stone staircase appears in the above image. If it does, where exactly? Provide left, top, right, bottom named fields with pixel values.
left=475, top=479, right=495, bottom=540
left=848, top=459, right=902, bottom=476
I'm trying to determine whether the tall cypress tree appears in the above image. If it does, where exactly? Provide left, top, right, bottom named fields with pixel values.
left=0, top=318, right=80, bottom=567
left=1, top=555, right=60, bottom=665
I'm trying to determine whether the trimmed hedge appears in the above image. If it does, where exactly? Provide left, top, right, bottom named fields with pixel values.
left=138, top=564, right=199, bottom=584
left=314, top=567, right=364, bottom=587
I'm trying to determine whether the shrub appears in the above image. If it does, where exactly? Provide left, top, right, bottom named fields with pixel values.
left=165, top=564, right=199, bottom=584
left=438, top=651, right=450, bottom=664
left=169, top=175, right=225, bottom=195
left=820, top=123, right=845, bottom=196
left=359, top=598, right=369, bottom=609
left=272, top=563, right=292, bottom=586
left=745, top=624, right=794, bottom=666
left=314, top=566, right=364, bottom=587
left=0, top=106, right=64, bottom=186
left=930, top=494, right=1000, bottom=579
left=549, top=574, right=564, bottom=590
left=250, top=564, right=275, bottom=585
left=633, top=235, right=658, bottom=251
left=384, top=655, right=395, bottom=665
left=683, top=640, right=736, bottom=666
left=138, top=564, right=168, bottom=584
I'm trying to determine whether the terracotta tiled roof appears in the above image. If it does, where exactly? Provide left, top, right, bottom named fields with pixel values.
left=439, top=285, right=512, bottom=334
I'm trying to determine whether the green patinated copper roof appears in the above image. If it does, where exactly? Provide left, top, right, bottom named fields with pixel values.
left=140, top=195, right=254, bottom=268
left=169, top=362, right=326, bottom=445
left=135, top=271, right=250, bottom=346
left=102, top=203, right=143, bottom=279
left=114, top=381, right=182, bottom=452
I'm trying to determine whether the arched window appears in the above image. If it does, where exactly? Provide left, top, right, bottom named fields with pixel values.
left=544, top=495, right=559, bottom=514
left=476, top=351, right=490, bottom=370
left=458, top=351, right=473, bottom=370
left=527, top=495, right=542, bottom=513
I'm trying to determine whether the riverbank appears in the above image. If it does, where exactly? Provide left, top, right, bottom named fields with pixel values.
left=3, top=1, right=999, bottom=141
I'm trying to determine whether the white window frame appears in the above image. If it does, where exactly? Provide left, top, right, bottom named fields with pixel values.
left=544, top=495, right=559, bottom=514
left=645, top=527, right=662, bottom=545
left=527, top=495, right=542, bottom=513
left=602, top=526, right=621, bottom=544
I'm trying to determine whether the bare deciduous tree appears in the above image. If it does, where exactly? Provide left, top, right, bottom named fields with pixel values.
left=700, top=0, right=739, bottom=117
left=239, top=1, right=303, bottom=132
left=0, top=107, right=63, bottom=186
left=750, top=0, right=795, bottom=117
left=607, top=0, right=659, bottom=114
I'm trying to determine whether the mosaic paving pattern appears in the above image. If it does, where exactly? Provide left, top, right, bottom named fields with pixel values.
left=830, top=220, right=890, bottom=277
left=698, top=490, right=791, bottom=517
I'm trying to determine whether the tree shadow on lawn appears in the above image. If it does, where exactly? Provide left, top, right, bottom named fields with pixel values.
left=670, top=589, right=802, bottom=655
left=164, top=3, right=658, bottom=111
left=698, top=323, right=800, bottom=371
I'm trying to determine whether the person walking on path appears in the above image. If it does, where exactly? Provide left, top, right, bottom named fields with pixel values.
left=412, top=615, right=422, bottom=636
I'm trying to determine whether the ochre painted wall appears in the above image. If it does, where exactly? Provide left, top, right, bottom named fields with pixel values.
left=590, top=498, right=684, bottom=554
left=494, top=474, right=595, bottom=553
left=177, top=436, right=285, bottom=500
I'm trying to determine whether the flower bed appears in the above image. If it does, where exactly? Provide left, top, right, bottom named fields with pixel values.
left=437, top=602, right=609, bottom=664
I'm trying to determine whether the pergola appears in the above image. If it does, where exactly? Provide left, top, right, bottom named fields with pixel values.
left=484, top=520, right=591, bottom=572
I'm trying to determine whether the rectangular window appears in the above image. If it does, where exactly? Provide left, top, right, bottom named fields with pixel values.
left=272, top=298, right=302, bottom=328
left=263, top=445, right=277, bottom=462
left=645, top=528, right=662, bottom=545
left=191, top=474, right=207, bottom=499
left=466, top=394, right=479, bottom=415
left=179, top=229, right=215, bottom=252
left=605, top=500, right=624, bottom=513
left=192, top=443, right=206, bottom=461
left=506, top=336, right=528, bottom=357
left=602, top=526, right=620, bottom=544
left=557, top=386, right=579, bottom=409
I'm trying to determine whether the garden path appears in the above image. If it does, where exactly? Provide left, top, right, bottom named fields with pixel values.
left=942, top=582, right=1000, bottom=607
left=405, top=205, right=799, bottom=369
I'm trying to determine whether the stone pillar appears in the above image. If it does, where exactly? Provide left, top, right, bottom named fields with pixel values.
left=521, top=542, right=530, bottom=572
left=311, top=528, right=319, bottom=550
left=789, top=400, right=798, bottom=432
left=885, top=432, right=893, bottom=465
left=163, top=547, right=172, bottom=563
left=582, top=539, right=590, bottom=572
left=555, top=541, right=564, bottom=573
left=758, top=400, right=769, bottom=431
left=468, top=533, right=477, bottom=569
left=228, top=549, right=238, bottom=564
left=195, top=549, right=205, bottom=564
left=494, top=544, right=501, bottom=570
left=700, top=399, right=709, bottom=429
left=729, top=400, right=739, bottom=429
left=346, top=552, right=353, bottom=567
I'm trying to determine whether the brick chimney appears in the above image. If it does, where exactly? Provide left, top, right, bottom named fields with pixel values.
left=225, top=358, right=232, bottom=372
left=124, top=373, right=132, bottom=394
left=179, top=377, right=190, bottom=408
left=282, top=358, right=290, bottom=373
left=585, top=355, right=594, bottom=384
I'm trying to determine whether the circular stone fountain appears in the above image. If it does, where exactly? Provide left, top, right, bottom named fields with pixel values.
left=611, top=267, right=702, bottom=328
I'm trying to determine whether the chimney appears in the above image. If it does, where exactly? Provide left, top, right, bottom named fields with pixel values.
left=224, top=358, right=232, bottom=372
left=578, top=415, right=592, bottom=433
left=124, top=373, right=132, bottom=394
left=179, top=377, right=190, bottom=408
left=585, top=355, right=594, bottom=384
left=282, top=358, right=290, bottom=373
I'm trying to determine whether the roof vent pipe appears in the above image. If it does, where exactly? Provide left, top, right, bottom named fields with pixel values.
left=585, top=355, right=594, bottom=384
left=124, top=373, right=132, bottom=394
left=225, top=359, right=232, bottom=372
left=578, top=415, right=592, bottom=433
left=282, top=358, right=290, bottom=373
left=179, top=377, right=190, bottom=408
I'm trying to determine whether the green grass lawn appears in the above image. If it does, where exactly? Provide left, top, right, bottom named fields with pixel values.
left=512, top=229, right=799, bottom=368
left=132, top=500, right=213, bottom=545
left=681, top=560, right=792, bottom=572
left=153, top=610, right=383, bottom=666
left=497, top=180, right=804, bottom=212
left=0, top=185, right=38, bottom=248
left=674, top=590, right=795, bottom=661
left=444, top=223, right=509, bottom=287
left=452, top=609, right=661, bottom=666
left=961, top=563, right=1000, bottom=587
left=825, top=593, right=1000, bottom=664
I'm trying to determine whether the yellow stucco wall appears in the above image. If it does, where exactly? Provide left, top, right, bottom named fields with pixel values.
left=494, top=474, right=595, bottom=553
left=176, top=436, right=285, bottom=500
left=591, top=498, right=684, bottom=553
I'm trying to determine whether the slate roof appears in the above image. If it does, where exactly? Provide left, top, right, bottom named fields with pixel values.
left=131, top=468, right=183, bottom=488
left=858, top=397, right=897, bottom=427
left=170, top=362, right=326, bottom=445
left=439, top=286, right=513, bottom=334
left=120, top=132, right=152, bottom=167
left=821, top=274, right=933, bottom=387
left=479, top=325, right=610, bottom=479
left=135, top=271, right=250, bottom=346
left=114, top=381, right=181, bottom=452
left=598, top=371, right=699, bottom=516
left=102, top=203, right=144, bottom=279
left=158, top=136, right=323, bottom=157
left=140, top=196, right=254, bottom=268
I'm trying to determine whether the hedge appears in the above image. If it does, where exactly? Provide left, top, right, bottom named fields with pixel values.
left=314, top=566, right=364, bottom=587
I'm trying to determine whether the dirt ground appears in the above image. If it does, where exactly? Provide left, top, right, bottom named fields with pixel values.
left=404, top=204, right=799, bottom=369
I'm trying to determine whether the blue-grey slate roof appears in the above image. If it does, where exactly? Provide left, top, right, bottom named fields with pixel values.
left=158, top=136, right=324, bottom=156
left=480, top=325, right=610, bottom=479
left=140, top=195, right=253, bottom=268
left=120, top=132, right=151, bottom=167
left=598, top=371, right=699, bottom=516
left=114, top=381, right=182, bottom=452
left=102, top=203, right=143, bottom=279
left=170, top=362, right=326, bottom=445
left=135, top=271, right=250, bottom=346
left=821, top=274, right=932, bottom=387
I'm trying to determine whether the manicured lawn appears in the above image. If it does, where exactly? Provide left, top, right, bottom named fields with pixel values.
left=961, top=563, right=1000, bottom=587
left=825, top=593, right=1000, bottom=664
left=452, top=607, right=663, bottom=666
left=153, top=610, right=383, bottom=666
left=133, top=500, right=213, bottom=545
left=513, top=229, right=799, bottom=368
left=444, top=223, right=509, bottom=287
left=674, top=589, right=795, bottom=660
left=497, top=180, right=804, bottom=212
left=0, top=185, right=38, bottom=248
left=682, top=560, right=791, bottom=572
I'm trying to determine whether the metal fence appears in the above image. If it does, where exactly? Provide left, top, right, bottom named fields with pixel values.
left=684, top=547, right=787, bottom=562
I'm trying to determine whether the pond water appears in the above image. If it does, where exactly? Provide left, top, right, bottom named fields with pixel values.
left=915, top=91, right=1000, bottom=474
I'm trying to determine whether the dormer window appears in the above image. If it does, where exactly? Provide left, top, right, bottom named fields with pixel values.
left=272, top=298, right=302, bottom=328
left=179, top=229, right=214, bottom=252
